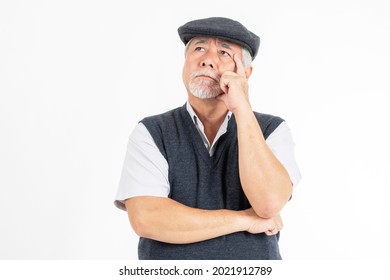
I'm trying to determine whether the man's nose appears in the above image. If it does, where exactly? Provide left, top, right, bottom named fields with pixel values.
left=201, top=61, right=214, bottom=68
left=200, top=53, right=217, bottom=69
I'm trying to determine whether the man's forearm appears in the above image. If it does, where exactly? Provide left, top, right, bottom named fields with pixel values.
left=234, top=105, right=292, bottom=218
left=125, top=196, right=279, bottom=244
left=215, top=53, right=292, bottom=218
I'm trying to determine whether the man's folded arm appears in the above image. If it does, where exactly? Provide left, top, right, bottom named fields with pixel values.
left=125, top=196, right=283, bottom=244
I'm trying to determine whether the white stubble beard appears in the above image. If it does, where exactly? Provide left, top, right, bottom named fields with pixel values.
left=188, top=69, right=222, bottom=99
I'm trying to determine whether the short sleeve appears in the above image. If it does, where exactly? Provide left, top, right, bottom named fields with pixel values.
left=114, top=123, right=170, bottom=211
left=265, top=121, right=301, bottom=188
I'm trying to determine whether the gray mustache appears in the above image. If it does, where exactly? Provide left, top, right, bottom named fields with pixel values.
left=191, top=69, right=220, bottom=82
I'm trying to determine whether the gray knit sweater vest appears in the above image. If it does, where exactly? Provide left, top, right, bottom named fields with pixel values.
left=139, top=103, right=284, bottom=260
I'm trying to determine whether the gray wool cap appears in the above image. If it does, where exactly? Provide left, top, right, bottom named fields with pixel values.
left=178, top=17, right=260, bottom=60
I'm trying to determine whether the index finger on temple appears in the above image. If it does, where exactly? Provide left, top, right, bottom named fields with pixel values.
left=233, top=53, right=246, bottom=77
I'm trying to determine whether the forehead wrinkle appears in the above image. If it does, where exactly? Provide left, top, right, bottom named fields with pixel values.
left=219, top=42, right=233, bottom=50
left=191, top=37, right=236, bottom=50
left=191, top=38, right=208, bottom=46
left=215, top=38, right=236, bottom=50
left=194, top=39, right=205, bottom=44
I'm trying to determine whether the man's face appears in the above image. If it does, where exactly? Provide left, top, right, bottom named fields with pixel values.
left=182, top=37, right=243, bottom=99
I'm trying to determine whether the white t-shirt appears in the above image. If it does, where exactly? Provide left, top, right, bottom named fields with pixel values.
left=115, top=103, right=301, bottom=211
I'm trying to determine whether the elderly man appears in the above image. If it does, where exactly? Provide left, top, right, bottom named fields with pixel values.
left=115, top=17, right=301, bottom=259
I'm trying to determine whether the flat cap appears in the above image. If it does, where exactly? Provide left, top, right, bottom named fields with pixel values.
left=178, top=17, right=260, bottom=60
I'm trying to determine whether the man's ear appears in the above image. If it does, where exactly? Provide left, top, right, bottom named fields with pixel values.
left=245, top=66, right=253, bottom=79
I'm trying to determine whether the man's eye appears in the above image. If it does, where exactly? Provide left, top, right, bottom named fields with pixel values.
left=195, top=47, right=204, bottom=52
left=220, top=50, right=230, bottom=57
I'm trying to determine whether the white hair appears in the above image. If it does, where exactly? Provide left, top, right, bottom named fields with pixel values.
left=240, top=47, right=252, bottom=67
left=184, top=39, right=253, bottom=67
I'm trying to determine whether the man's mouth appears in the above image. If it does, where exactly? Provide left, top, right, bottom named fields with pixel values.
left=196, top=75, right=218, bottom=82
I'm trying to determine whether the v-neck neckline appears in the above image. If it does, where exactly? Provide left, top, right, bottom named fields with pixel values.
left=180, top=104, right=236, bottom=165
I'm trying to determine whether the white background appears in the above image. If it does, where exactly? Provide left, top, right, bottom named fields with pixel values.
left=1, top=0, right=389, bottom=260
